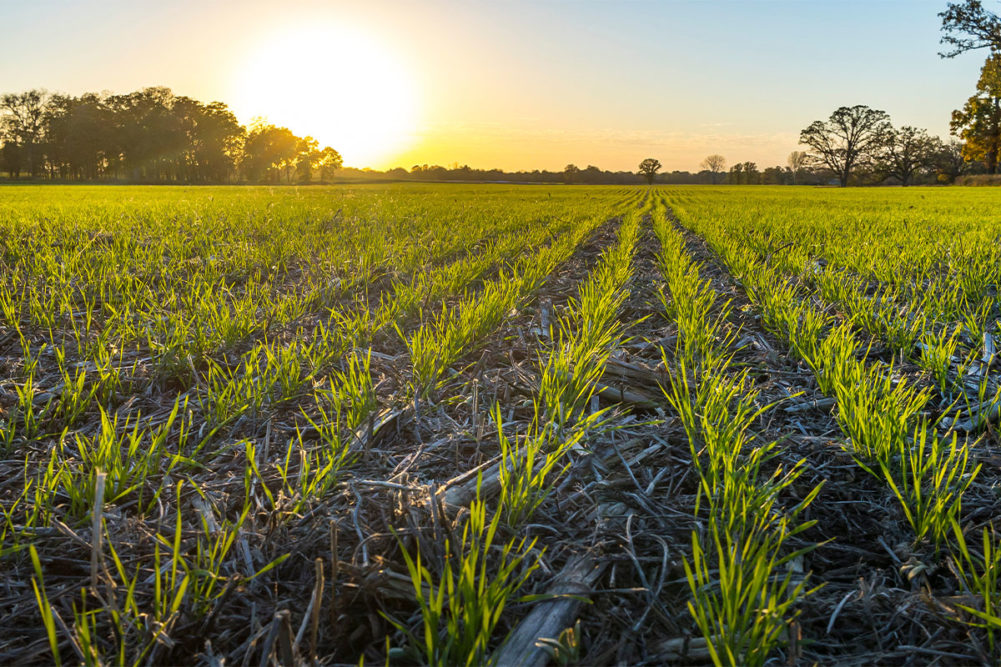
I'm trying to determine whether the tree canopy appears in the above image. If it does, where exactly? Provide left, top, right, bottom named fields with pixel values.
left=940, top=0, right=1001, bottom=57
left=0, top=87, right=341, bottom=183
left=700, top=155, right=726, bottom=184
left=638, top=158, right=661, bottom=184
left=799, top=106, right=892, bottom=187
left=876, top=126, right=940, bottom=185
left=951, top=52, right=1001, bottom=173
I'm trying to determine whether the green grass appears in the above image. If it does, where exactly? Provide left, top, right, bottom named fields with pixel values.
left=9, top=183, right=1001, bottom=664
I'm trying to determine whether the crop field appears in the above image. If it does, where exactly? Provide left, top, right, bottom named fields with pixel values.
left=3, top=183, right=1001, bottom=665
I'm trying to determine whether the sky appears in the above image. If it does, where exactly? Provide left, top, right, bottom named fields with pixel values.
left=0, top=0, right=988, bottom=172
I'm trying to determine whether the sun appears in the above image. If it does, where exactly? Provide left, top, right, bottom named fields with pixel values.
left=229, top=23, right=420, bottom=168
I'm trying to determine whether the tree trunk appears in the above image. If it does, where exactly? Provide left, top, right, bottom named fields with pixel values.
left=992, top=98, right=1001, bottom=175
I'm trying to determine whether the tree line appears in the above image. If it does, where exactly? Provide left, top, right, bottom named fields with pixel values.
left=749, top=2, right=1001, bottom=187
left=7, top=3, right=1001, bottom=189
left=0, top=87, right=342, bottom=183
left=693, top=121, right=969, bottom=188
left=636, top=2, right=1001, bottom=188
left=786, top=102, right=988, bottom=187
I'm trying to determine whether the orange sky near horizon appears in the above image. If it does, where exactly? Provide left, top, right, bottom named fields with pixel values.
left=0, top=0, right=986, bottom=173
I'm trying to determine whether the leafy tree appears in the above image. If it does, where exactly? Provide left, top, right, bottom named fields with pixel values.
left=563, top=163, right=580, bottom=184
left=243, top=122, right=299, bottom=183
left=728, top=161, right=760, bottom=185
left=295, top=136, right=320, bottom=183
left=105, top=87, right=187, bottom=181
left=0, top=141, right=22, bottom=178
left=638, top=158, right=661, bottom=185
left=799, top=105, right=892, bottom=187
left=876, top=125, right=938, bottom=185
left=187, top=100, right=244, bottom=183
left=728, top=162, right=743, bottom=185
left=580, top=165, right=604, bottom=184
left=700, top=154, right=726, bottom=184
left=317, top=147, right=342, bottom=182
left=0, top=86, right=341, bottom=184
left=940, top=0, right=1001, bottom=57
left=934, top=138, right=971, bottom=182
left=761, top=166, right=788, bottom=185
left=1, top=90, right=49, bottom=177
left=951, top=52, right=1001, bottom=173
left=45, top=93, right=112, bottom=179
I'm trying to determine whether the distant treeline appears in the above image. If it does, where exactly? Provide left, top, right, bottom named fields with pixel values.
left=0, top=87, right=341, bottom=183
left=302, top=164, right=813, bottom=185
left=339, top=158, right=969, bottom=186
left=0, top=86, right=984, bottom=186
left=358, top=163, right=841, bottom=185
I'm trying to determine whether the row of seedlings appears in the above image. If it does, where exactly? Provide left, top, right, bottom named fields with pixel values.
left=652, top=197, right=822, bottom=667
left=385, top=200, right=645, bottom=665
left=0, top=188, right=626, bottom=664
left=666, top=193, right=1000, bottom=659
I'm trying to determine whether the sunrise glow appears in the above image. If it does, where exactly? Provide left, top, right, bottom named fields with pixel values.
left=228, top=22, right=420, bottom=168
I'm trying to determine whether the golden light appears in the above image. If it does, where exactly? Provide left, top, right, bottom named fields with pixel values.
left=229, top=23, right=420, bottom=168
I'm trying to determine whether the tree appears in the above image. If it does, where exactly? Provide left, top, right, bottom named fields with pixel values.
left=787, top=151, right=809, bottom=184
left=187, top=100, right=244, bottom=183
left=105, top=87, right=187, bottom=181
left=580, top=165, right=603, bottom=184
left=638, top=158, right=661, bottom=185
left=242, top=122, right=298, bottom=182
left=799, top=105, right=892, bottom=187
left=761, top=166, right=787, bottom=185
left=940, top=0, right=1001, bottom=57
left=317, top=147, right=342, bottom=182
left=1, top=90, right=49, bottom=177
left=934, top=138, right=971, bottom=182
left=700, top=154, right=726, bottom=184
left=951, top=52, right=1001, bottom=173
left=728, top=162, right=743, bottom=185
left=0, top=141, right=22, bottom=179
left=0, top=85, right=349, bottom=184
left=295, top=135, right=320, bottom=183
left=44, top=92, right=115, bottom=180
left=563, top=163, right=580, bottom=184
left=875, top=125, right=938, bottom=185
left=728, top=161, right=759, bottom=185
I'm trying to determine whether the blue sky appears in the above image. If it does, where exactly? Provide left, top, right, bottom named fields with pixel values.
left=0, top=0, right=987, bottom=170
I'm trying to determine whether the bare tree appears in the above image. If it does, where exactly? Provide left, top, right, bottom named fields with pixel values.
left=700, top=154, right=726, bottom=184
left=933, top=138, right=970, bottom=182
left=875, top=126, right=938, bottom=185
left=799, top=105, right=892, bottom=187
left=940, top=0, right=1001, bottom=57
left=787, top=151, right=809, bottom=184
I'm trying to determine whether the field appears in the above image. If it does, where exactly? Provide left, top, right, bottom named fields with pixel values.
left=2, top=183, right=1001, bottom=665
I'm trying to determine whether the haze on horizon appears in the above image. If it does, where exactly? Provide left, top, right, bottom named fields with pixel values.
left=0, top=0, right=983, bottom=172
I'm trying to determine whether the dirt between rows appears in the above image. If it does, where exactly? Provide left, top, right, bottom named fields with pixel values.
left=6, top=195, right=995, bottom=665
left=664, top=204, right=1001, bottom=665
left=332, top=212, right=633, bottom=662
left=1, top=203, right=644, bottom=665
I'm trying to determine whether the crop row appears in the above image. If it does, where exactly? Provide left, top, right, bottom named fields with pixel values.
left=665, top=188, right=1001, bottom=662
left=0, top=185, right=636, bottom=664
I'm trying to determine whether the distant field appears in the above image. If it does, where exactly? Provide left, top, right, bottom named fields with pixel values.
left=2, top=183, right=1001, bottom=665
